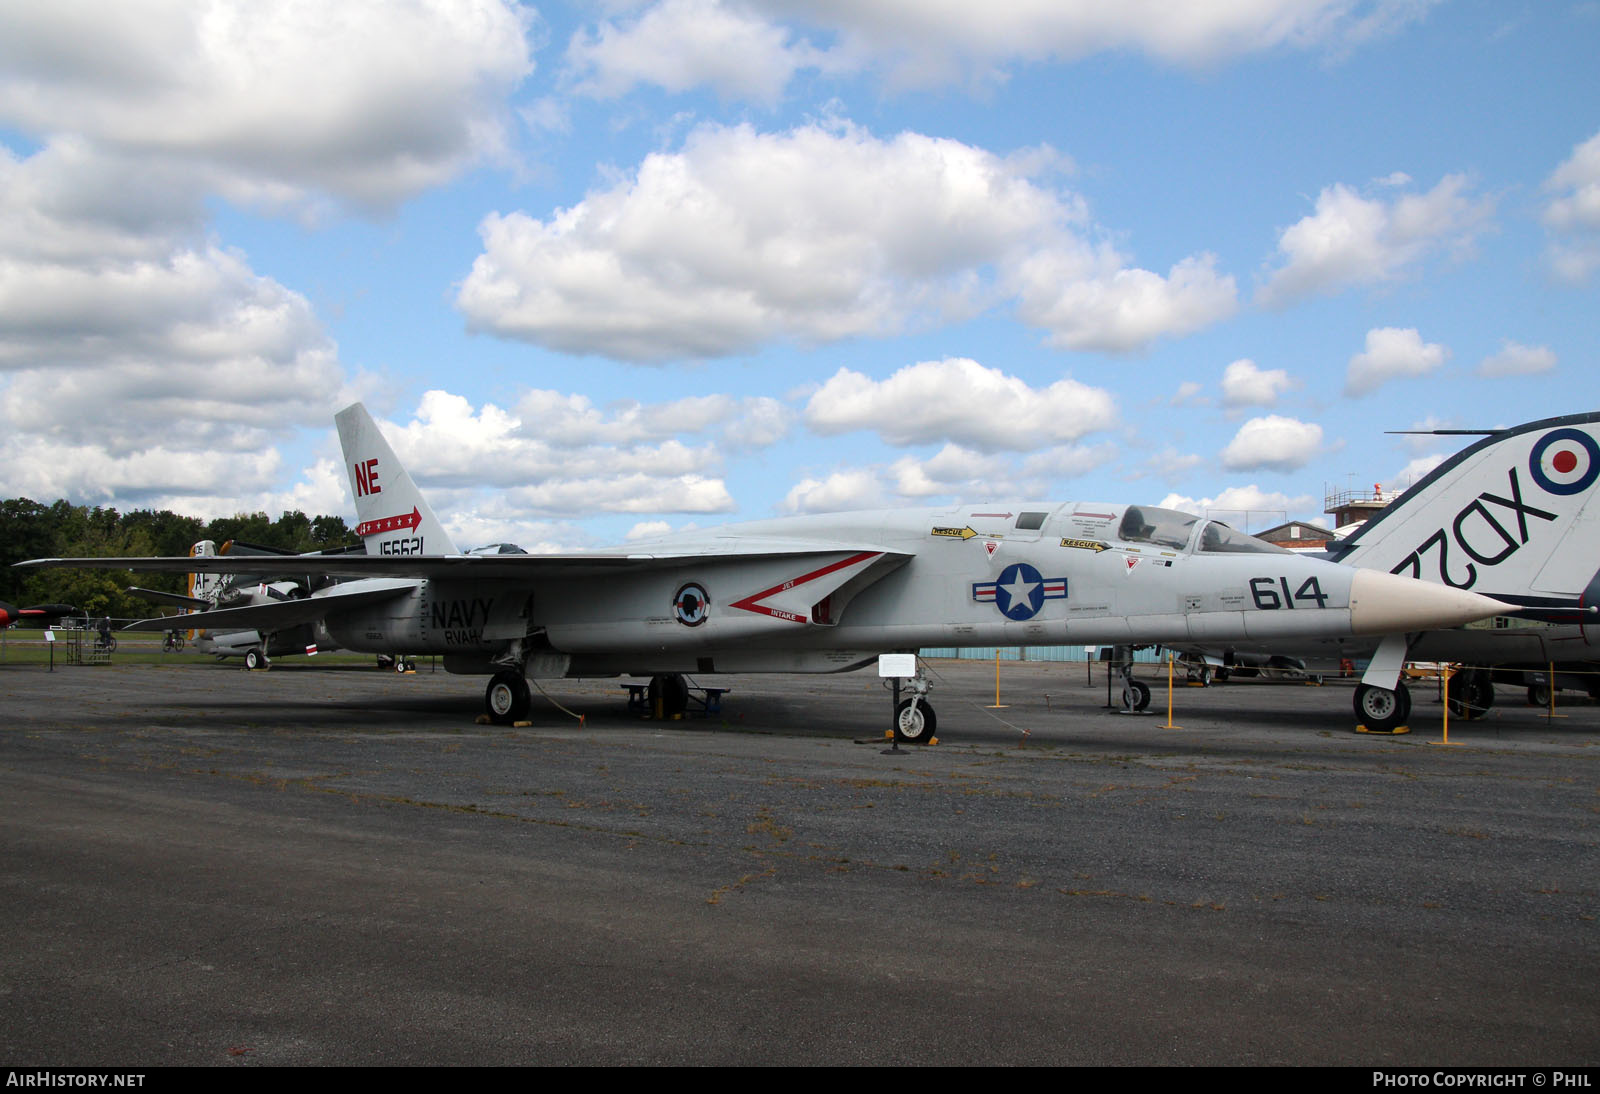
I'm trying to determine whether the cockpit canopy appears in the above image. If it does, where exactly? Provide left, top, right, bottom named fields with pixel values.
left=1118, top=506, right=1289, bottom=555
left=1117, top=506, right=1199, bottom=550
left=1198, top=520, right=1290, bottom=555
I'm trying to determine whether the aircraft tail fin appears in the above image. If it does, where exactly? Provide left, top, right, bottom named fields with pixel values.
left=189, top=541, right=222, bottom=605
left=1326, top=412, right=1600, bottom=614
left=335, top=403, right=459, bottom=557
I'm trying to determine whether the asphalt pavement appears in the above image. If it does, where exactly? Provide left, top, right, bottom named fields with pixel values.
left=1, top=655, right=1596, bottom=1065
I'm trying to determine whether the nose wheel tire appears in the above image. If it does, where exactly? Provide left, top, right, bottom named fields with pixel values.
left=894, top=698, right=937, bottom=744
left=485, top=671, right=532, bottom=725
left=1354, top=682, right=1411, bottom=732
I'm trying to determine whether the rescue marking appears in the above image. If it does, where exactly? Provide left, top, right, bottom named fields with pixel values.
left=931, top=526, right=978, bottom=540
left=1060, top=538, right=1109, bottom=552
left=972, top=563, right=1068, bottom=621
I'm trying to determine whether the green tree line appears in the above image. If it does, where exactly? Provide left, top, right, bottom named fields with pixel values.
left=0, top=498, right=357, bottom=619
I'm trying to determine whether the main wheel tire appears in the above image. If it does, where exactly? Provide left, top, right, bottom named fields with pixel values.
left=648, top=673, right=690, bottom=718
left=1447, top=670, right=1495, bottom=720
left=1528, top=682, right=1551, bottom=707
left=244, top=647, right=264, bottom=671
left=1122, top=679, right=1151, bottom=711
left=485, top=671, right=531, bottom=725
left=895, top=698, right=937, bottom=743
left=1354, top=682, right=1410, bottom=731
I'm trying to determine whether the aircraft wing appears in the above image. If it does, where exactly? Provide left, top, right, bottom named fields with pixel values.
left=120, top=580, right=418, bottom=633
left=20, top=538, right=912, bottom=581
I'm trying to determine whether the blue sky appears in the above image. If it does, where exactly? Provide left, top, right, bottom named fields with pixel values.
left=0, top=0, right=1595, bottom=550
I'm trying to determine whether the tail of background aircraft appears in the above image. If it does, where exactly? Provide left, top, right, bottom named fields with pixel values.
left=335, top=403, right=459, bottom=557
left=1326, top=412, right=1600, bottom=614
left=189, top=540, right=221, bottom=605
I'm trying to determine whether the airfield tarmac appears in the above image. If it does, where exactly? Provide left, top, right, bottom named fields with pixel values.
left=1, top=655, right=1596, bottom=1066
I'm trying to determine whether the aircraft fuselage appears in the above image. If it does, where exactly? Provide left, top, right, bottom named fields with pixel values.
left=316, top=502, right=1496, bottom=677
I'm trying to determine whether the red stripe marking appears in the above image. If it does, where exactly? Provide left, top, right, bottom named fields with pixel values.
left=729, top=552, right=881, bottom=622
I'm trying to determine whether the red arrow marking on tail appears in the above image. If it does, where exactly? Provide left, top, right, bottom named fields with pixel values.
left=356, top=507, right=421, bottom=538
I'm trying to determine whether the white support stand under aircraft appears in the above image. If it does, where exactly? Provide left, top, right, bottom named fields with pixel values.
left=26, top=406, right=1599, bottom=739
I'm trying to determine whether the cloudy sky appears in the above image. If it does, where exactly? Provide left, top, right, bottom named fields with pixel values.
left=0, top=0, right=1594, bottom=551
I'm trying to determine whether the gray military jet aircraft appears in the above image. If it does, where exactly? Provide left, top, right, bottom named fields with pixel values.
left=22, top=403, right=1536, bottom=738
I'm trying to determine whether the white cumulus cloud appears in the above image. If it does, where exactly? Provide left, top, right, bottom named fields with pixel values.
left=780, top=468, right=888, bottom=513
left=565, top=0, right=824, bottom=105
left=1220, top=358, right=1293, bottom=408
left=370, top=390, right=741, bottom=518
left=1157, top=485, right=1315, bottom=525
left=1258, top=174, right=1493, bottom=306
left=1344, top=327, right=1449, bottom=397
left=0, top=139, right=355, bottom=511
left=0, top=0, right=534, bottom=212
left=1218, top=415, right=1324, bottom=473
left=1542, top=129, right=1600, bottom=283
left=803, top=358, right=1116, bottom=451
left=457, top=121, right=1236, bottom=361
left=561, top=1, right=1435, bottom=98
left=1476, top=340, right=1556, bottom=378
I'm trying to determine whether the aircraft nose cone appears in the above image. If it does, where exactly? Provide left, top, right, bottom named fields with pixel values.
left=1348, top=569, right=1511, bottom=635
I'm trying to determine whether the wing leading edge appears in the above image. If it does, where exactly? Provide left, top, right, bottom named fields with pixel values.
left=19, top=539, right=914, bottom=582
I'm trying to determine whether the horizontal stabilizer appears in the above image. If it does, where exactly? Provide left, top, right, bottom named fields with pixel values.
left=121, top=581, right=415, bottom=632
left=126, top=586, right=209, bottom=610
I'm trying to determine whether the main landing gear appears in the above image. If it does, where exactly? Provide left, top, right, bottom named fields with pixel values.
left=1109, top=648, right=1151, bottom=713
left=647, top=673, right=690, bottom=719
left=1447, top=669, right=1495, bottom=720
left=485, top=670, right=532, bottom=725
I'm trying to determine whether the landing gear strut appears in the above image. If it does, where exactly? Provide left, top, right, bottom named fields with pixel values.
left=485, top=670, right=531, bottom=725
left=883, top=658, right=937, bottom=745
left=1110, top=648, right=1151, bottom=712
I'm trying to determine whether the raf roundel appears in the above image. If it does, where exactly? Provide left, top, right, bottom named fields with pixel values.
left=673, top=582, right=710, bottom=627
left=1529, top=427, right=1600, bottom=496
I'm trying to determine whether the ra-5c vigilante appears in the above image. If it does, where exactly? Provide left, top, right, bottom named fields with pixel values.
left=25, top=403, right=1569, bottom=739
